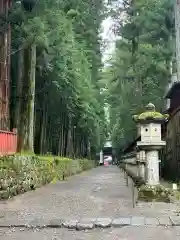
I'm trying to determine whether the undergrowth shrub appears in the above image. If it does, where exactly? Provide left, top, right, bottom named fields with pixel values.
left=0, top=155, right=96, bottom=200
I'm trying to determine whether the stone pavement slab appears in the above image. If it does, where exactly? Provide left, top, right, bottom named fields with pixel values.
left=76, top=222, right=94, bottom=230
left=158, top=217, right=171, bottom=226
left=62, top=220, right=79, bottom=229
left=170, top=216, right=180, bottom=226
left=47, top=219, right=64, bottom=228
left=1, top=226, right=180, bottom=240
left=95, top=218, right=112, bottom=228
left=0, top=216, right=175, bottom=229
left=112, top=217, right=131, bottom=227
left=145, top=217, right=159, bottom=225
left=27, top=218, right=50, bottom=228
left=76, top=218, right=96, bottom=230
left=131, top=216, right=145, bottom=226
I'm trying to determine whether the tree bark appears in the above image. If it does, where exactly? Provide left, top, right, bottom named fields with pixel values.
left=40, top=93, right=48, bottom=154
left=66, top=117, right=72, bottom=157
left=18, top=44, right=36, bottom=152
left=14, top=50, right=24, bottom=130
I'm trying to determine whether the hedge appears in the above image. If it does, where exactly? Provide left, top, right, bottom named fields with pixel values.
left=0, top=155, right=96, bottom=200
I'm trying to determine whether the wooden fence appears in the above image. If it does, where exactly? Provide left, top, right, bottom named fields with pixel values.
left=0, top=129, right=17, bottom=156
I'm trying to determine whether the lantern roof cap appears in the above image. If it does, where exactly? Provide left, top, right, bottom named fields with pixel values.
left=133, top=102, right=169, bottom=123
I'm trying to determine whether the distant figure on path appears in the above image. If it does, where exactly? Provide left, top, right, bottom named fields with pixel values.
left=104, top=155, right=112, bottom=166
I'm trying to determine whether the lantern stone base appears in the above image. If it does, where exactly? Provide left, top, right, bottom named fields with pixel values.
left=137, top=142, right=165, bottom=186
left=146, top=150, right=159, bottom=185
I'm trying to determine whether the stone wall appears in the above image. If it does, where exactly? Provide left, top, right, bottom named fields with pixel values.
left=119, top=153, right=178, bottom=202
left=0, top=155, right=96, bottom=200
left=120, top=152, right=138, bottom=177
left=120, top=152, right=136, bottom=164
left=119, top=152, right=145, bottom=185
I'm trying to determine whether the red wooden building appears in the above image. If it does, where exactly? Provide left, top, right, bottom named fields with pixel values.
left=0, top=0, right=17, bottom=155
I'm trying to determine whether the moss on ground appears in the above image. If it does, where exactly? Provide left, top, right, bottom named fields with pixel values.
left=138, top=184, right=175, bottom=202
left=0, top=155, right=96, bottom=200
left=119, top=164, right=180, bottom=203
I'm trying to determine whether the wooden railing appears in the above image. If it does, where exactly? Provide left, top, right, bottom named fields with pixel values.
left=0, top=129, right=17, bottom=156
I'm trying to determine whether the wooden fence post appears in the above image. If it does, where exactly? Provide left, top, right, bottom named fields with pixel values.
left=126, top=172, right=128, bottom=186
left=132, top=180, right=136, bottom=208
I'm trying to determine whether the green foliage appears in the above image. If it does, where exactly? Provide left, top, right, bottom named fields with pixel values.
left=133, top=112, right=169, bottom=122
left=0, top=155, right=96, bottom=200
left=104, top=0, right=174, bottom=151
left=10, top=0, right=107, bottom=155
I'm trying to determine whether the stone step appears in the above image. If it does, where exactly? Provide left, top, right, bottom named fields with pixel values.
left=0, top=216, right=179, bottom=230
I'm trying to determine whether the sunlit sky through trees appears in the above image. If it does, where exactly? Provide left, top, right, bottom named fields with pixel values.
left=101, top=0, right=122, bottom=63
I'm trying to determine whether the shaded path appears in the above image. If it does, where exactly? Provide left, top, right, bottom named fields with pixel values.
left=0, top=166, right=178, bottom=224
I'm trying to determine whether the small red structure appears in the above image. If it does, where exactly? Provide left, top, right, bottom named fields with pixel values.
left=104, top=161, right=109, bottom=166
left=0, top=0, right=17, bottom=155
left=0, top=129, right=17, bottom=156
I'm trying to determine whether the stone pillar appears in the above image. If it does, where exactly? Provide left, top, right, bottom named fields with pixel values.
left=137, top=150, right=145, bottom=180
left=137, top=162, right=140, bottom=177
left=146, top=150, right=159, bottom=185
left=139, top=163, right=145, bottom=179
left=137, top=162, right=145, bottom=179
left=100, top=150, right=103, bottom=165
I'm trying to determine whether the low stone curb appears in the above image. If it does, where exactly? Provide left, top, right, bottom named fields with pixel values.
left=0, top=216, right=180, bottom=230
left=119, top=164, right=145, bottom=187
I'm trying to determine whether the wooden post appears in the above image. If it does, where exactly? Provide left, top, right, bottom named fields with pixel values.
left=126, top=172, right=128, bottom=186
left=124, top=164, right=127, bottom=179
left=132, top=180, right=136, bottom=208
left=124, top=171, right=126, bottom=180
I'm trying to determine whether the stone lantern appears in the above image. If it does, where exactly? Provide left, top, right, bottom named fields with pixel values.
left=133, top=103, right=169, bottom=186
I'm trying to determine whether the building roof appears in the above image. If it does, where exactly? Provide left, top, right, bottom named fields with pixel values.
left=104, top=140, right=112, bottom=148
left=123, top=136, right=140, bottom=154
left=165, top=82, right=180, bottom=99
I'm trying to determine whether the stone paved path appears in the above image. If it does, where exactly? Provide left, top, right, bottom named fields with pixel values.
left=0, top=166, right=180, bottom=239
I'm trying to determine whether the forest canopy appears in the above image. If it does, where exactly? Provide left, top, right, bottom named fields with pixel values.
left=103, top=0, right=174, bottom=152
left=9, top=0, right=108, bottom=157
